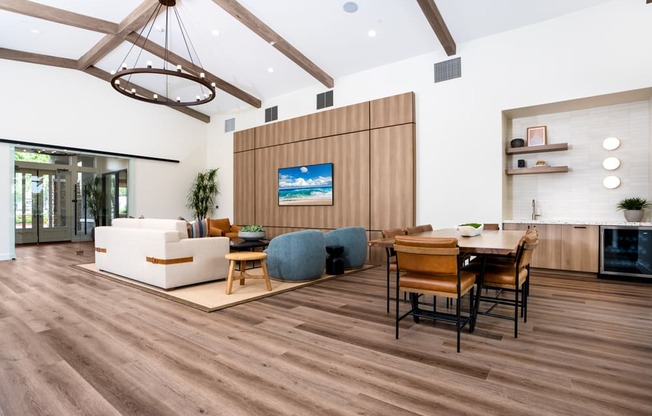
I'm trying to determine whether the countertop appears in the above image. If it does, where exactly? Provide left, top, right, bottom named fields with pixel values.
left=503, top=219, right=652, bottom=226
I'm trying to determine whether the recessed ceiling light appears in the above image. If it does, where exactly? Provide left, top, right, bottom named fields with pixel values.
left=211, top=29, right=219, bottom=36
left=267, top=67, right=274, bottom=73
left=367, top=30, right=377, bottom=37
left=343, top=2, right=358, bottom=13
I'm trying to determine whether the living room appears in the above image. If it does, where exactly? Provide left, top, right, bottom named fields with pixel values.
left=0, top=1, right=651, bottom=414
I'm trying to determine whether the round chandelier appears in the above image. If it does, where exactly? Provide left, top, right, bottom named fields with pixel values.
left=110, top=0, right=216, bottom=106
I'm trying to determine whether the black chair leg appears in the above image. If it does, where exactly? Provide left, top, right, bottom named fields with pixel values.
left=456, top=293, right=461, bottom=353
left=410, top=292, right=420, bottom=323
left=514, top=289, right=519, bottom=338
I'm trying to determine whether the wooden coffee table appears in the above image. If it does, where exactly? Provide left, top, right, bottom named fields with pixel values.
left=224, top=252, right=272, bottom=295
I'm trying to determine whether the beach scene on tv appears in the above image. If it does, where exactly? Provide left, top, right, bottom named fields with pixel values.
left=278, top=163, right=333, bottom=206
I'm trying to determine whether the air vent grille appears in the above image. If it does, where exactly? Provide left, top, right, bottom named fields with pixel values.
left=317, top=90, right=334, bottom=109
left=224, top=117, right=235, bottom=132
left=434, top=57, right=461, bottom=83
left=265, top=106, right=278, bottom=123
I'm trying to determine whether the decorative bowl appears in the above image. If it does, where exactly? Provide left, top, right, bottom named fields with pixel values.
left=510, top=138, right=525, bottom=148
left=238, top=231, right=265, bottom=241
left=458, top=223, right=484, bottom=237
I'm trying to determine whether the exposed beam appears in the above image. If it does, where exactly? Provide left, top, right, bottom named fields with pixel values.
left=209, top=0, right=334, bottom=88
left=0, top=47, right=77, bottom=69
left=125, top=32, right=261, bottom=108
left=416, top=0, right=456, bottom=56
left=0, top=0, right=118, bottom=34
left=77, top=0, right=160, bottom=70
left=85, top=66, right=211, bottom=123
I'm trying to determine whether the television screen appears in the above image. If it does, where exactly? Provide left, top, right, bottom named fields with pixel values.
left=278, top=163, right=333, bottom=206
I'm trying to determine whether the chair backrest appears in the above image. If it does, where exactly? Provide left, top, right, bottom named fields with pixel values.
left=405, top=224, right=432, bottom=235
left=394, top=236, right=459, bottom=275
left=484, top=223, right=500, bottom=230
left=516, top=229, right=539, bottom=269
left=381, top=228, right=406, bottom=238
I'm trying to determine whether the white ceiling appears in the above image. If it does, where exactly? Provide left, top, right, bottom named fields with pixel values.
left=0, top=0, right=615, bottom=118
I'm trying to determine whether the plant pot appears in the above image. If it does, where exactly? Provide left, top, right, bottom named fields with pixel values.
left=623, top=210, right=644, bottom=222
left=238, top=231, right=265, bottom=241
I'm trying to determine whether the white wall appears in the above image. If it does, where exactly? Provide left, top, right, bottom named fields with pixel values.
left=0, top=60, right=210, bottom=259
left=208, top=0, right=652, bottom=229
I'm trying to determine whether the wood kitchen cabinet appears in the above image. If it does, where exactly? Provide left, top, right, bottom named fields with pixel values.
left=561, top=225, right=599, bottom=273
left=502, top=223, right=598, bottom=272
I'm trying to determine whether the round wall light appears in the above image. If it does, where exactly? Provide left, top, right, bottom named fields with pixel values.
left=603, top=176, right=621, bottom=189
left=602, top=156, right=621, bottom=170
left=603, top=136, right=620, bottom=150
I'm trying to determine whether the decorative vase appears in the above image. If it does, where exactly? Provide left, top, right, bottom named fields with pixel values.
left=238, top=231, right=265, bottom=241
left=623, top=210, right=644, bottom=222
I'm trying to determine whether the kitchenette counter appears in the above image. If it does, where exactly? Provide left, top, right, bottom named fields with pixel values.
left=504, top=219, right=652, bottom=226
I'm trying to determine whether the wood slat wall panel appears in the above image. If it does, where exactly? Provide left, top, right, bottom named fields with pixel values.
left=233, top=151, right=255, bottom=225
left=255, top=132, right=370, bottom=230
left=255, top=102, right=369, bottom=148
left=370, top=92, right=415, bottom=129
left=370, top=124, right=415, bottom=231
left=234, top=129, right=255, bottom=153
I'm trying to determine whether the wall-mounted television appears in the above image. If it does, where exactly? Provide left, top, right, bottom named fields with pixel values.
left=278, top=163, right=333, bottom=206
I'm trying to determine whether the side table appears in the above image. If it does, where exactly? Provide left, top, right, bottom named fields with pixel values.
left=325, top=245, right=345, bottom=275
left=224, top=252, right=272, bottom=295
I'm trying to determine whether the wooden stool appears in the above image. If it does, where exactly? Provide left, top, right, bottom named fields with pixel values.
left=224, top=252, right=272, bottom=295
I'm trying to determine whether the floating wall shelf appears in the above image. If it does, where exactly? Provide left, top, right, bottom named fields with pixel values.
left=505, top=143, right=568, bottom=155
left=506, top=166, right=569, bottom=175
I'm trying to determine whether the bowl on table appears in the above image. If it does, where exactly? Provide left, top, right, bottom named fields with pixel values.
left=458, top=223, right=484, bottom=237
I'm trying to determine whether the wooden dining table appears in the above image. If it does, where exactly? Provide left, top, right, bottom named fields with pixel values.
left=368, top=228, right=525, bottom=331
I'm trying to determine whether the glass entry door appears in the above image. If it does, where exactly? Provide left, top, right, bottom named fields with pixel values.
left=15, top=168, right=71, bottom=244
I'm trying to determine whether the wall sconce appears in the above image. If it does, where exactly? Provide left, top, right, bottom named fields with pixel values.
left=603, top=176, right=621, bottom=189
left=602, top=156, right=621, bottom=170
left=602, top=136, right=620, bottom=150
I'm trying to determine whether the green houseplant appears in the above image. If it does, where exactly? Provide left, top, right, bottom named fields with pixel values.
left=238, top=225, right=265, bottom=241
left=617, top=197, right=649, bottom=222
left=84, top=176, right=104, bottom=228
left=187, top=168, right=219, bottom=220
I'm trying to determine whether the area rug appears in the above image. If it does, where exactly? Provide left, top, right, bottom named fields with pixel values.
left=74, top=263, right=375, bottom=312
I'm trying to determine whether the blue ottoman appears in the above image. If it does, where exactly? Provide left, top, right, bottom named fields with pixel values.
left=264, top=230, right=326, bottom=281
left=324, top=226, right=367, bottom=268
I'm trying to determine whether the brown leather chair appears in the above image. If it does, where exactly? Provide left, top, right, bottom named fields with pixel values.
left=381, top=228, right=406, bottom=313
left=207, top=218, right=241, bottom=239
left=405, top=224, right=432, bottom=234
left=483, top=223, right=500, bottom=230
left=464, top=230, right=538, bottom=338
left=394, top=236, right=477, bottom=352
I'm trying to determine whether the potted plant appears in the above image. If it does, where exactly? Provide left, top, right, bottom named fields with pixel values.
left=617, top=197, right=650, bottom=222
left=238, top=225, right=265, bottom=241
left=187, top=168, right=219, bottom=220
left=83, top=176, right=105, bottom=238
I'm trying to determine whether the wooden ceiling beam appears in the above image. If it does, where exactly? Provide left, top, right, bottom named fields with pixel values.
left=416, top=0, right=456, bottom=56
left=0, top=47, right=77, bottom=69
left=209, top=0, right=334, bottom=88
left=0, top=0, right=118, bottom=34
left=84, top=66, right=211, bottom=123
left=77, top=0, right=160, bottom=70
left=125, top=32, right=261, bottom=108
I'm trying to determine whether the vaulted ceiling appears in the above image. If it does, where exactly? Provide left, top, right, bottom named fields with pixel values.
left=0, top=0, right=617, bottom=122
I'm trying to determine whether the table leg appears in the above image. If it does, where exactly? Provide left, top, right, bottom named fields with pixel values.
left=261, top=259, right=272, bottom=291
left=239, top=260, right=246, bottom=285
left=470, top=255, right=487, bottom=332
left=226, top=260, right=236, bottom=295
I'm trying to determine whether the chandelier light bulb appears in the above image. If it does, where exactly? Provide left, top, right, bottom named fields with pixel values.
left=114, top=80, right=120, bottom=85
left=146, top=60, right=152, bottom=68
left=211, top=82, right=216, bottom=88
left=153, top=94, right=158, bottom=100
left=121, top=62, right=128, bottom=70
left=176, top=96, right=181, bottom=102
left=200, top=72, right=205, bottom=78
left=110, top=70, right=116, bottom=75
left=176, top=64, right=182, bottom=72
left=131, top=88, right=136, bottom=94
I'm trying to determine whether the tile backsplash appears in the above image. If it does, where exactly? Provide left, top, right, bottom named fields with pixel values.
left=505, top=100, right=650, bottom=222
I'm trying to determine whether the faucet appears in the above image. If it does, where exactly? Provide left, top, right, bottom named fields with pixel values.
left=532, top=199, right=541, bottom=221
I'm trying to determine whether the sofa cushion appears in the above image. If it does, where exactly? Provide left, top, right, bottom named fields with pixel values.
left=189, top=219, right=209, bottom=238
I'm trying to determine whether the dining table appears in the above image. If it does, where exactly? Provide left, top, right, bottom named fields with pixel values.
left=368, top=228, right=526, bottom=331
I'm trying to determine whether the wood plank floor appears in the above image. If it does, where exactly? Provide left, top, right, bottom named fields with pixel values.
left=1, top=242, right=651, bottom=415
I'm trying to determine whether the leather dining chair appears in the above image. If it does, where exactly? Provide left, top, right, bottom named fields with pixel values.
left=381, top=228, right=407, bottom=313
left=405, top=224, right=433, bottom=235
left=464, top=230, right=538, bottom=338
left=394, top=236, right=476, bottom=352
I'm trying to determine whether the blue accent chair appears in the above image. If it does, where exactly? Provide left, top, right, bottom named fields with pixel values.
left=264, top=230, right=326, bottom=281
left=324, top=226, right=367, bottom=268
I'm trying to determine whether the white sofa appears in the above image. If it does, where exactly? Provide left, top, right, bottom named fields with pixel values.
left=94, top=218, right=230, bottom=289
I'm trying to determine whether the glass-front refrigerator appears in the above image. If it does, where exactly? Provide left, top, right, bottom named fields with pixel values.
left=600, top=225, right=652, bottom=279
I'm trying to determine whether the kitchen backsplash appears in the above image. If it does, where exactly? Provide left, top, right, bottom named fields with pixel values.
left=505, top=100, right=650, bottom=222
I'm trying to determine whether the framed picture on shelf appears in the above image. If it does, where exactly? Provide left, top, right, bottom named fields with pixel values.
left=526, top=126, right=547, bottom=146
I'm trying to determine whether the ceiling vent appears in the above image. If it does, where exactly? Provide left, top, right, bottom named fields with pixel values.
left=317, top=90, right=334, bottom=109
left=224, top=117, right=235, bottom=133
left=434, top=57, right=461, bottom=83
left=265, top=106, right=278, bottom=123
